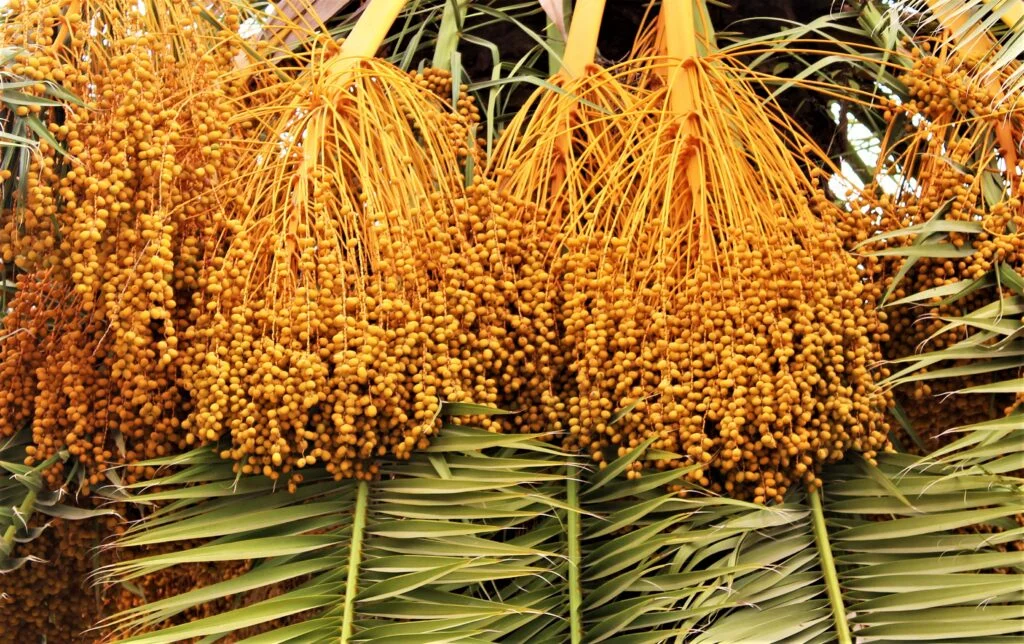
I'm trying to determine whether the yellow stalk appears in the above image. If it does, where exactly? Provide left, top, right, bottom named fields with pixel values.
left=311, top=0, right=408, bottom=77
left=561, top=0, right=605, bottom=79
left=287, top=0, right=408, bottom=199
left=662, top=0, right=699, bottom=115
left=54, top=0, right=82, bottom=48
left=660, top=0, right=706, bottom=243
left=541, top=0, right=607, bottom=216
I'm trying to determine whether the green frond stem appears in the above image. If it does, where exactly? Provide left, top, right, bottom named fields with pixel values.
left=433, top=0, right=469, bottom=71
left=693, top=0, right=717, bottom=54
left=561, top=0, right=606, bottom=79
left=336, top=0, right=408, bottom=65
left=0, top=487, right=37, bottom=559
left=548, top=16, right=566, bottom=76
left=340, top=479, right=369, bottom=643
left=810, top=487, right=852, bottom=644
left=567, top=467, right=583, bottom=644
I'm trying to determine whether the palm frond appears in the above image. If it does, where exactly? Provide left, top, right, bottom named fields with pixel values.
left=828, top=453, right=1023, bottom=643
left=95, top=425, right=569, bottom=642
left=2, top=3, right=1022, bottom=643
left=1, top=432, right=116, bottom=573
left=97, top=418, right=1024, bottom=642
left=881, top=270, right=1023, bottom=472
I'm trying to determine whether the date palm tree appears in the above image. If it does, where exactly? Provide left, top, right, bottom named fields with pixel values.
left=1, top=1, right=1021, bottom=642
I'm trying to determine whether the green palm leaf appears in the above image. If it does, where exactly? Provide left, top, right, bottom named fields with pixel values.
left=95, top=425, right=568, bottom=642
left=97, top=418, right=1024, bottom=642
left=1, top=431, right=115, bottom=572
